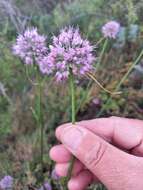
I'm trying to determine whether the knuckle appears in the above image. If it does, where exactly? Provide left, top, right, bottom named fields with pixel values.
left=84, top=142, right=107, bottom=169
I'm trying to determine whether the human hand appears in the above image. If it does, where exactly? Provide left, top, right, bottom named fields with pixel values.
left=50, top=117, right=143, bottom=190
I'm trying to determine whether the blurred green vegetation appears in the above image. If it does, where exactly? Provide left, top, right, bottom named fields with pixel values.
left=0, top=0, right=143, bottom=189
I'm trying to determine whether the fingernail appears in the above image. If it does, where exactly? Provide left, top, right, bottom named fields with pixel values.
left=62, top=126, right=84, bottom=151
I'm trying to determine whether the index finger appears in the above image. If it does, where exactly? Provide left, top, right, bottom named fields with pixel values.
left=56, top=117, right=143, bottom=152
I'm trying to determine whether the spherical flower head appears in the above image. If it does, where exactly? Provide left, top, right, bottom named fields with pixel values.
left=38, top=182, right=52, bottom=190
left=51, top=169, right=60, bottom=180
left=13, top=28, right=48, bottom=65
left=39, top=27, right=95, bottom=82
left=102, top=21, right=120, bottom=39
left=0, top=175, right=13, bottom=189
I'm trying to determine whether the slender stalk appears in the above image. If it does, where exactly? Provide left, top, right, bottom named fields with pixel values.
left=64, top=67, right=76, bottom=190
left=87, top=72, right=121, bottom=95
left=25, top=64, right=44, bottom=180
left=95, top=37, right=105, bottom=46
left=97, top=49, right=143, bottom=117
left=25, top=64, right=38, bottom=86
left=39, top=79, right=44, bottom=174
left=69, top=68, right=76, bottom=124
left=96, top=38, right=108, bottom=70
left=36, top=66, right=44, bottom=180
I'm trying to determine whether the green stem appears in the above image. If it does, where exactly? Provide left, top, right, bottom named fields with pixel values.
left=69, top=68, right=76, bottom=124
left=95, top=37, right=105, bottom=46
left=36, top=67, right=44, bottom=179
left=96, top=38, right=108, bottom=70
left=25, top=64, right=44, bottom=180
left=97, top=49, right=143, bottom=117
left=39, top=80, right=44, bottom=173
left=64, top=68, right=76, bottom=190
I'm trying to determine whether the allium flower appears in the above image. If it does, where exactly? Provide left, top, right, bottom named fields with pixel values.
left=0, top=176, right=13, bottom=190
left=51, top=169, right=60, bottom=180
left=13, top=28, right=48, bottom=65
left=38, top=182, right=52, bottom=190
left=39, top=27, right=95, bottom=82
left=102, top=21, right=120, bottom=39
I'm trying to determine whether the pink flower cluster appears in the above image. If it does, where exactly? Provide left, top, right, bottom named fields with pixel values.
left=0, top=175, right=13, bottom=190
left=39, top=27, right=95, bottom=82
left=102, top=21, right=120, bottom=39
left=13, top=22, right=121, bottom=82
left=13, top=28, right=48, bottom=65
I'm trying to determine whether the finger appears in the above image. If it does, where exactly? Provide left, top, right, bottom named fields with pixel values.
left=50, top=144, right=99, bottom=181
left=55, top=159, right=84, bottom=177
left=68, top=170, right=93, bottom=190
left=57, top=125, right=143, bottom=190
left=56, top=117, right=143, bottom=151
left=79, top=117, right=143, bottom=156
left=49, top=144, right=71, bottom=163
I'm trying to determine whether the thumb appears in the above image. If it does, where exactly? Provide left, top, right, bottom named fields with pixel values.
left=56, top=125, right=143, bottom=190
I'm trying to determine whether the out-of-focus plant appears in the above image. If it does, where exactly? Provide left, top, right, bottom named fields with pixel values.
left=13, top=27, right=48, bottom=182
left=126, top=0, right=138, bottom=24
left=97, top=49, right=143, bottom=117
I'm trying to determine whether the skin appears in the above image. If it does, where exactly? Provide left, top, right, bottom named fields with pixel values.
left=49, top=116, right=143, bottom=190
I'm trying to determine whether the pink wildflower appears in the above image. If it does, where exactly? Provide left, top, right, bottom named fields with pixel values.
left=102, top=21, right=120, bottom=39
left=39, top=27, right=95, bottom=82
left=13, top=28, right=48, bottom=65
left=0, top=175, right=13, bottom=190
